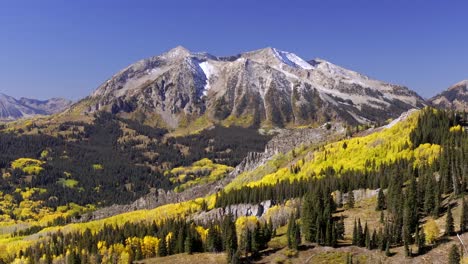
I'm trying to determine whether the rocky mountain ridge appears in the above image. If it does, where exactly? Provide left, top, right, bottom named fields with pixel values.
left=429, top=80, right=468, bottom=111
left=0, top=93, right=71, bottom=121
left=77, top=46, right=426, bottom=128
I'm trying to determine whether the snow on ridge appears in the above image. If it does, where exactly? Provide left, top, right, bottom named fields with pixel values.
left=272, top=48, right=314, bottom=70
left=198, top=61, right=216, bottom=96
left=284, top=52, right=314, bottom=70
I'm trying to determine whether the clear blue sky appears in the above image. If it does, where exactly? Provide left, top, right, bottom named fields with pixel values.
left=1, top=0, right=467, bottom=100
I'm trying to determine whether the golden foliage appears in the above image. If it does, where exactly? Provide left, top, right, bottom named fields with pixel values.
left=424, top=218, right=440, bottom=244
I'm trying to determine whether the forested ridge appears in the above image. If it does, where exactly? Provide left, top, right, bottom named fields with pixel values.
left=2, top=108, right=468, bottom=263
left=0, top=112, right=270, bottom=225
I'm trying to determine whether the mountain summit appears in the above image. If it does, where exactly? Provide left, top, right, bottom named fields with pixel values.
left=79, top=47, right=425, bottom=128
left=0, top=93, right=71, bottom=121
left=429, top=80, right=468, bottom=111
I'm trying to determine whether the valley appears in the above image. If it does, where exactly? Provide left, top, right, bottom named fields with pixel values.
left=1, top=47, right=468, bottom=264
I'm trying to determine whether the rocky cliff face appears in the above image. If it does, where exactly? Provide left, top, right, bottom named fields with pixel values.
left=0, top=93, right=71, bottom=121
left=429, top=80, right=468, bottom=111
left=77, top=46, right=425, bottom=128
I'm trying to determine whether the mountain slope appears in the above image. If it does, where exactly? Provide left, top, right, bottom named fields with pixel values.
left=0, top=93, right=71, bottom=121
left=429, top=80, right=468, bottom=111
left=75, top=46, right=426, bottom=128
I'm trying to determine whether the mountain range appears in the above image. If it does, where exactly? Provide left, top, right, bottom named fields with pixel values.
left=1, top=47, right=468, bottom=264
left=0, top=93, right=71, bottom=121
left=2, top=47, right=466, bottom=126
left=73, top=46, right=426, bottom=128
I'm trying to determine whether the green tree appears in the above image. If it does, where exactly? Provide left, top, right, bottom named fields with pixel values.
left=287, top=214, right=300, bottom=250
left=352, top=219, right=358, bottom=245
left=448, top=244, right=461, bottom=264
left=446, top=204, right=455, bottom=236
left=376, top=189, right=386, bottom=211
left=461, top=196, right=467, bottom=234
left=158, top=236, right=167, bottom=257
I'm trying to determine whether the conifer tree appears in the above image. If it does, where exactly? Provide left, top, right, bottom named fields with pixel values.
left=287, top=214, right=300, bottom=250
left=357, top=219, right=364, bottom=247
left=424, top=176, right=435, bottom=215
left=336, top=216, right=345, bottom=240
left=301, top=194, right=315, bottom=242
left=461, top=195, right=467, bottom=234
left=158, top=236, right=167, bottom=257
left=365, top=226, right=371, bottom=250
left=416, top=227, right=425, bottom=255
left=223, top=215, right=238, bottom=264
left=184, top=232, right=193, bottom=254
left=446, top=204, right=455, bottom=236
left=433, top=184, right=441, bottom=217
left=376, top=189, right=386, bottom=211
left=352, top=219, right=358, bottom=246
left=251, top=222, right=262, bottom=256
left=448, top=244, right=461, bottom=264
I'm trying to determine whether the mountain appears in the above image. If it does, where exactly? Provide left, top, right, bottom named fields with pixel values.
left=0, top=93, right=72, bottom=121
left=429, top=80, right=468, bottom=111
left=77, top=46, right=425, bottom=128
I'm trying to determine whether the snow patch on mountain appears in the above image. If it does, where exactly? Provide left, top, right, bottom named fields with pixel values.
left=272, top=48, right=314, bottom=70
left=199, top=61, right=216, bottom=96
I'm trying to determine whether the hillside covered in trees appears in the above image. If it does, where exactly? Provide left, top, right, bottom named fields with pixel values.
left=1, top=108, right=468, bottom=264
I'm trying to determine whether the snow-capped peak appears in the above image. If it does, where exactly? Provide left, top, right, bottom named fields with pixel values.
left=160, top=45, right=191, bottom=60
left=271, top=48, right=314, bottom=70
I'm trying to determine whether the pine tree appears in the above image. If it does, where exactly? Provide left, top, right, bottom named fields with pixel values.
left=448, top=244, right=461, bottom=264
left=376, top=189, right=386, bottom=211
left=336, top=216, right=345, bottom=240
left=357, top=219, right=364, bottom=247
left=223, top=215, right=238, bottom=264
left=416, top=227, right=425, bottom=255
left=424, top=175, right=435, bottom=215
left=301, top=194, right=315, bottom=242
left=433, top=184, right=441, bottom=217
left=371, top=229, right=377, bottom=250
left=446, top=204, right=455, bottom=236
left=461, top=195, right=467, bottom=234
left=184, top=232, right=193, bottom=254
left=251, top=222, right=262, bottom=256
left=206, top=224, right=222, bottom=252
left=158, top=236, right=167, bottom=257
left=352, top=219, right=358, bottom=245
left=287, top=214, right=300, bottom=250
left=365, top=226, right=371, bottom=250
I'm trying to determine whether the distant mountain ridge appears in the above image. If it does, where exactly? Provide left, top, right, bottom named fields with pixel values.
left=0, top=93, right=71, bottom=121
left=75, top=46, right=426, bottom=128
left=429, top=80, right=468, bottom=111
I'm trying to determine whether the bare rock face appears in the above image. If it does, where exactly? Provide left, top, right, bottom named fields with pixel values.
left=429, top=80, right=468, bottom=111
left=0, top=93, right=72, bottom=121
left=191, top=200, right=273, bottom=225
left=76, top=46, right=426, bottom=128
